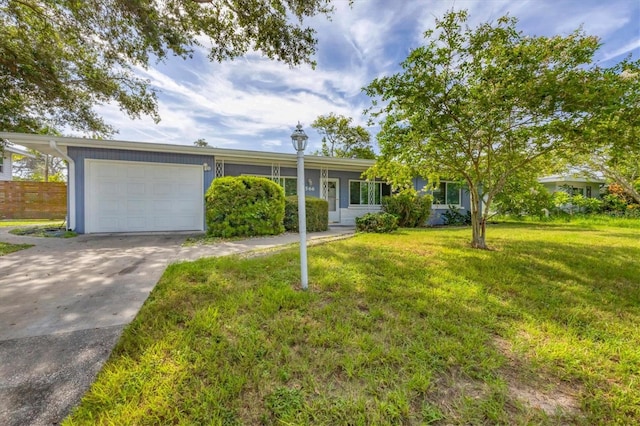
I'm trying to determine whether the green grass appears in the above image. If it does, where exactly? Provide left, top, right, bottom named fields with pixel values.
left=0, top=219, right=64, bottom=227
left=64, top=222, right=640, bottom=425
left=9, top=224, right=76, bottom=238
left=497, top=213, right=640, bottom=229
left=0, top=241, right=33, bottom=255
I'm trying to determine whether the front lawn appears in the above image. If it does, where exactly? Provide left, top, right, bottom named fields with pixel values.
left=65, top=223, right=640, bottom=425
left=0, top=241, right=33, bottom=255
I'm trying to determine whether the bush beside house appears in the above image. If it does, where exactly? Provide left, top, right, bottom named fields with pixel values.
left=205, top=176, right=285, bottom=237
left=355, top=212, right=398, bottom=233
left=284, top=196, right=329, bottom=232
left=382, top=191, right=432, bottom=227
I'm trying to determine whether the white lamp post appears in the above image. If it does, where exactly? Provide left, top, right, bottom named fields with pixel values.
left=291, top=122, right=309, bottom=290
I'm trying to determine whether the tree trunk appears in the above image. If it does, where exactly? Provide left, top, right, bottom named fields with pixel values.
left=469, top=187, right=488, bottom=249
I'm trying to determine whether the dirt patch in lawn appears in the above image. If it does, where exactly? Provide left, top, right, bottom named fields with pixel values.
left=493, top=336, right=583, bottom=417
left=425, top=338, right=583, bottom=423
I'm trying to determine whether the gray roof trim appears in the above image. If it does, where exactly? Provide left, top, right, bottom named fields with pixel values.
left=0, top=132, right=375, bottom=172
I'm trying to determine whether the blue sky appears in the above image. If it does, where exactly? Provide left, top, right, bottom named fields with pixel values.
left=94, top=0, right=640, bottom=154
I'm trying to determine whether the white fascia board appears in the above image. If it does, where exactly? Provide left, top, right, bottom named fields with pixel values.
left=3, top=145, right=35, bottom=158
left=538, top=175, right=606, bottom=184
left=0, top=132, right=376, bottom=171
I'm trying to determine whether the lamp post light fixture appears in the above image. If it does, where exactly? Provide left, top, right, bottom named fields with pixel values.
left=291, top=122, right=309, bottom=290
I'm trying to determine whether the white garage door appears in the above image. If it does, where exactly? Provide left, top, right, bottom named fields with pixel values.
left=85, top=159, right=204, bottom=233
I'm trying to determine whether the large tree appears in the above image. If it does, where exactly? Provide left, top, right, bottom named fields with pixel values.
left=577, top=63, right=640, bottom=204
left=311, top=113, right=375, bottom=159
left=365, top=10, right=617, bottom=249
left=1, top=0, right=337, bottom=136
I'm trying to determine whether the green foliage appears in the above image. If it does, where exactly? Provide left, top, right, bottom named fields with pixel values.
left=573, top=60, right=640, bottom=206
left=571, top=194, right=603, bottom=214
left=381, top=190, right=432, bottom=227
left=9, top=225, right=76, bottom=238
left=311, top=113, right=376, bottom=159
left=493, top=177, right=554, bottom=219
left=355, top=212, right=398, bottom=233
left=265, top=387, right=305, bottom=423
left=284, top=196, right=328, bottom=232
left=442, top=206, right=472, bottom=226
left=365, top=9, right=618, bottom=249
left=0, top=1, right=336, bottom=135
left=205, top=176, right=285, bottom=238
left=602, top=193, right=629, bottom=212
left=600, top=182, right=640, bottom=215
left=193, top=138, right=209, bottom=147
left=552, top=191, right=572, bottom=208
left=0, top=241, right=33, bottom=256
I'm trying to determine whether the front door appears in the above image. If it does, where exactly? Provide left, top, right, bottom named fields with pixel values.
left=327, top=179, right=340, bottom=223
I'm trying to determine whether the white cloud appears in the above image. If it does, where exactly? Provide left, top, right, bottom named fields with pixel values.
left=601, top=37, right=640, bottom=61
left=94, top=0, right=637, bottom=153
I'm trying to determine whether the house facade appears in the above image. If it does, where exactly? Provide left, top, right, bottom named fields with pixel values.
left=1, top=133, right=471, bottom=233
left=539, top=174, right=606, bottom=198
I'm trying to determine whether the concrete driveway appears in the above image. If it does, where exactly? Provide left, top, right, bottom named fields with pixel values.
left=0, top=227, right=355, bottom=425
left=0, top=230, right=187, bottom=426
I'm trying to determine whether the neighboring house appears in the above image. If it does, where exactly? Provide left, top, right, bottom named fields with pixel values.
left=0, top=132, right=472, bottom=233
left=539, top=174, right=606, bottom=198
left=0, top=144, right=32, bottom=181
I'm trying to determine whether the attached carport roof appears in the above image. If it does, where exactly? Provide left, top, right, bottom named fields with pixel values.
left=0, top=132, right=376, bottom=172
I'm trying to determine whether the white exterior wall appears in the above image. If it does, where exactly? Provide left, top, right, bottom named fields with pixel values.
left=548, top=181, right=601, bottom=198
left=338, top=205, right=383, bottom=226
left=0, top=153, right=12, bottom=181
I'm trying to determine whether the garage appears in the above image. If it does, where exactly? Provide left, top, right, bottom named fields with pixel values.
left=85, top=159, right=204, bottom=233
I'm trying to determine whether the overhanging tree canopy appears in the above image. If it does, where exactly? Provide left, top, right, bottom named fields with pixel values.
left=576, top=62, right=640, bottom=204
left=1, top=0, right=337, bottom=136
left=365, top=10, right=620, bottom=249
left=311, top=113, right=375, bottom=159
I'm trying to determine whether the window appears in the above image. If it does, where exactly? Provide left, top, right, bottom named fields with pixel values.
left=281, top=177, right=297, bottom=196
left=243, top=175, right=297, bottom=196
left=431, top=182, right=461, bottom=206
left=349, top=180, right=391, bottom=205
left=0, top=156, right=3, bottom=173
left=571, top=187, right=584, bottom=197
left=586, top=186, right=592, bottom=198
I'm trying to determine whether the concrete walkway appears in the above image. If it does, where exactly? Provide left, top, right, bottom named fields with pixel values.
left=0, top=227, right=354, bottom=426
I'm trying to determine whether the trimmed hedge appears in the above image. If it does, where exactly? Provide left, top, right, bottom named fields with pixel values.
left=284, top=196, right=329, bottom=232
left=355, top=212, right=398, bottom=233
left=382, top=191, right=432, bottom=227
left=205, top=176, right=285, bottom=237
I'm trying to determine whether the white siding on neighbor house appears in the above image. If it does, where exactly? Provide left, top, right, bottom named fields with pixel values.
left=0, top=153, right=12, bottom=181
left=546, top=181, right=601, bottom=198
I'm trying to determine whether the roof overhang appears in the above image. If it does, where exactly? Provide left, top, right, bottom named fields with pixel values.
left=2, top=142, right=34, bottom=158
left=538, top=174, right=606, bottom=184
left=0, top=132, right=375, bottom=172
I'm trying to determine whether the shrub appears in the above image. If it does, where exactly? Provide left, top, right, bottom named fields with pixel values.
left=284, top=196, right=329, bottom=232
left=355, top=212, right=398, bottom=233
left=442, top=206, right=472, bottom=226
left=571, top=194, right=603, bottom=214
left=493, top=182, right=553, bottom=219
left=205, top=176, right=285, bottom=237
left=382, top=190, right=432, bottom=227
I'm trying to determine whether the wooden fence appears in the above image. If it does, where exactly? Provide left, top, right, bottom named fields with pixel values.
left=0, top=181, right=67, bottom=219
